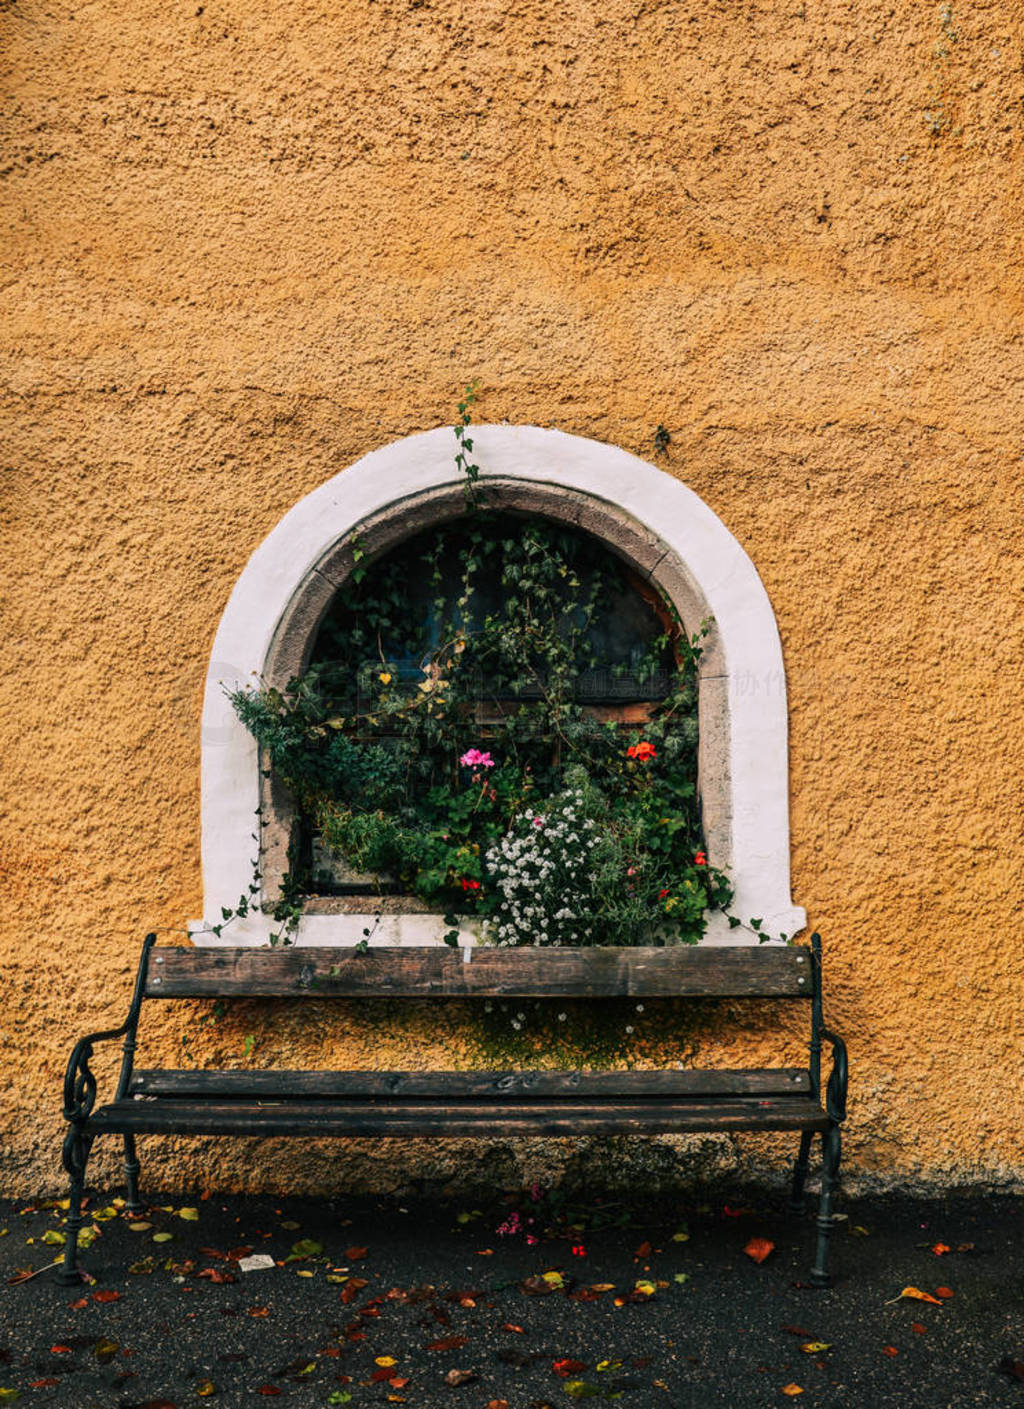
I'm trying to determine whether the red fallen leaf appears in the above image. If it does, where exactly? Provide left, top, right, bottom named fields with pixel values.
left=553, top=1358, right=587, bottom=1378
left=911, top=1323, right=926, bottom=1335
left=882, top=1346, right=899, bottom=1357
left=227, top=1246, right=254, bottom=1260
left=503, top=1324, right=525, bottom=1334
left=198, top=1268, right=237, bottom=1283
left=31, top=1379, right=61, bottom=1388
left=319, top=1348, right=342, bottom=1358
left=93, top=1289, right=121, bottom=1302
left=935, top=1286, right=954, bottom=1299
left=340, top=1277, right=369, bottom=1304
left=744, top=1237, right=775, bottom=1265
left=69, top=1298, right=89, bottom=1309
left=51, top=1346, right=72, bottom=1354
left=723, top=1205, right=749, bottom=1217
left=372, top=1368, right=398, bottom=1382
left=487, top=1402, right=510, bottom=1409
left=895, top=1286, right=943, bottom=1305
left=248, top=1306, right=270, bottom=1317
left=427, top=1335, right=469, bottom=1352
left=931, top=1243, right=951, bottom=1255
left=635, top=1241, right=651, bottom=1258
left=199, top=1248, right=229, bottom=1259
left=345, top=1331, right=366, bottom=1342
left=390, top=1377, right=410, bottom=1389
left=568, top=1288, right=602, bottom=1302
left=256, top=1388, right=283, bottom=1396
left=345, top=1246, right=368, bottom=1260
left=781, top=1326, right=814, bottom=1337
left=136, top=1401, right=178, bottom=1409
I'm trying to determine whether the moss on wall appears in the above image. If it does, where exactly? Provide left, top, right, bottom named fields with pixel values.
left=2, top=0, right=1023, bottom=1195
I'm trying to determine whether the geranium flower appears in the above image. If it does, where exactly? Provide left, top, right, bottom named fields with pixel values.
left=626, top=741, right=657, bottom=762
left=694, top=851, right=707, bottom=866
left=460, top=877, right=481, bottom=891
left=459, top=748, right=495, bottom=769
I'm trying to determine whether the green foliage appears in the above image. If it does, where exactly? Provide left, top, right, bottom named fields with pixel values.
left=227, top=385, right=733, bottom=946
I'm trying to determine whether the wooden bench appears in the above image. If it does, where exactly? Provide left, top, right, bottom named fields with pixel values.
left=60, top=933, right=848, bottom=1285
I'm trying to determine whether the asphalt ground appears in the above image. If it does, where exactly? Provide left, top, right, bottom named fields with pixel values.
left=1, top=1183, right=1022, bottom=1409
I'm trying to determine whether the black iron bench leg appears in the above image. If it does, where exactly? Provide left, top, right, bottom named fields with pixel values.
left=810, top=1122, right=842, bottom=1287
left=787, top=1129, right=814, bottom=1213
left=57, top=1126, right=94, bottom=1285
left=123, top=1135, right=143, bottom=1214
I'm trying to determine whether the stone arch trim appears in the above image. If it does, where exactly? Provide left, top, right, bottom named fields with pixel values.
left=196, top=425, right=805, bottom=946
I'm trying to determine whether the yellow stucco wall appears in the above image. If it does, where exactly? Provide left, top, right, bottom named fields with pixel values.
left=2, top=0, right=1023, bottom=1196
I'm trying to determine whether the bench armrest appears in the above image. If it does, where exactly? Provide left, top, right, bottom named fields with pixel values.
left=63, top=934, right=157, bottom=1122
left=820, top=1027, right=848, bottom=1123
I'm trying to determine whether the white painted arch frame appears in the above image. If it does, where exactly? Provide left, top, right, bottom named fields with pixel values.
left=196, top=426, right=805, bottom=947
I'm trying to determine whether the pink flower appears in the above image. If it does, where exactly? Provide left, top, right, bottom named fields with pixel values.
left=532, top=816, right=545, bottom=828
left=459, top=748, right=495, bottom=769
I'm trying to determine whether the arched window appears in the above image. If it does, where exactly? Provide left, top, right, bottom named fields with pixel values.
left=197, top=427, right=804, bottom=946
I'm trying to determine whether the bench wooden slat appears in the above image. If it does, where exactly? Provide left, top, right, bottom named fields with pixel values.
left=129, top=1068, right=812, bottom=1099
left=145, top=945, right=813, bottom=998
left=91, top=1096, right=829, bottom=1138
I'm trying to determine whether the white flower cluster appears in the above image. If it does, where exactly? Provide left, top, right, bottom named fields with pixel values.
left=484, top=788, right=600, bottom=947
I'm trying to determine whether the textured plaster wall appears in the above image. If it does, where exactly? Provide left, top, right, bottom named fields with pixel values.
left=2, top=0, right=1023, bottom=1196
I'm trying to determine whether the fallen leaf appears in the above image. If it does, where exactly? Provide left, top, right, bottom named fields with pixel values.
left=69, top=1298, right=89, bottom=1308
left=781, top=1386, right=804, bottom=1397
left=290, top=1238, right=324, bottom=1259
left=40, top=1230, right=65, bottom=1246
left=196, top=1382, right=216, bottom=1396
left=256, top=1388, right=282, bottom=1396
left=671, top=1230, right=690, bottom=1242
left=248, top=1306, right=270, bottom=1317
left=375, top=1357, right=397, bottom=1368
left=800, top=1343, right=831, bottom=1354
left=178, top=1208, right=200, bottom=1222
left=744, top=1237, right=775, bottom=1265
left=935, top=1286, right=954, bottom=1299
left=635, top=1241, right=652, bottom=1258
left=503, top=1324, right=525, bottom=1334
left=50, top=1346, right=72, bottom=1355
left=444, top=1369, right=478, bottom=1386
left=198, top=1268, right=236, bottom=1284
left=390, top=1377, right=410, bottom=1389
left=344, top=1246, right=367, bottom=1260
left=152, top=1232, right=174, bottom=1244
left=589, top=1283, right=615, bottom=1293
left=998, top=1358, right=1024, bottom=1383
left=894, top=1286, right=943, bottom=1306
left=553, top=1359, right=588, bottom=1378
left=129, top=1258, right=156, bottom=1275
left=427, top=1336, right=469, bottom=1353
left=911, top=1322, right=926, bottom=1334
left=94, top=1337, right=119, bottom=1364
left=563, top=1382, right=602, bottom=1399
left=92, top=1289, right=121, bottom=1303
left=634, top=1279, right=657, bottom=1297
left=931, top=1243, right=950, bottom=1255
left=339, top=1277, right=368, bottom=1304
left=29, top=1382, right=60, bottom=1390
left=486, top=1402, right=510, bottom=1409
left=0, top=1393, right=19, bottom=1404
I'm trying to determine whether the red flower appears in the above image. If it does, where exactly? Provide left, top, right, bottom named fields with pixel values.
left=694, top=851, right=707, bottom=866
left=626, top=741, right=657, bottom=762
left=658, top=888, right=670, bottom=900
left=460, top=877, right=481, bottom=891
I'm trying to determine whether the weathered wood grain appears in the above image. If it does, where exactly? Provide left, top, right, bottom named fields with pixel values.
left=91, top=1096, right=829, bottom=1138
left=129, top=1068, right=812, bottom=1098
left=144, top=945, right=813, bottom=998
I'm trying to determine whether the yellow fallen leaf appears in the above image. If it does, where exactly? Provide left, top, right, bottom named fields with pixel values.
left=196, top=1381, right=216, bottom=1397
left=375, top=1356, right=397, bottom=1368
left=129, top=1222, right=152, bottom=1232
left=671, top=1231, right=690, bottom=1242
left=634, top=1280, right=657, bottom=1297
left=895, top=1286, right=943, bottom=1306
left=589, top=1283, right=615, bottom=1292
left=541, top=1270, right=564, bottom=1288
left=178, top=1208, right=200, bottom=1222
left=296, top=1269, right=314, bottom=1278
left=800, top=1342, right=831, bottom=1354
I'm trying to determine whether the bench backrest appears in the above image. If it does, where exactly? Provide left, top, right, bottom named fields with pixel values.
left=143, top=944, right=815, bottom=999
